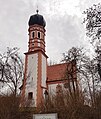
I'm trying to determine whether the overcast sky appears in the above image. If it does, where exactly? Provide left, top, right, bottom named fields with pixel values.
left=0, top=0, right=101, bottom=63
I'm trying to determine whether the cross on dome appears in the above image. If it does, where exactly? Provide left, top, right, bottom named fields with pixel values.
left=36, top=9, right=39, bottom=14
left=36, top=5, right=39, bottom=14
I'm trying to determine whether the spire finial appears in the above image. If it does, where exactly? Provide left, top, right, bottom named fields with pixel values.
left=36, top=5, right=39, bottom=14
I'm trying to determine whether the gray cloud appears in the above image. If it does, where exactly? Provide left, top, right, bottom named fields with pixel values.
left=0, top=0, right=28, bottom=54
left=46, top=14, right=85, bottom=62
left=0, top=0, right=100, bottom=63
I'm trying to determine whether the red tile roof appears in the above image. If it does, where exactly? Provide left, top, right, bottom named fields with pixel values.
left=47, top=63, right=67, bottom=83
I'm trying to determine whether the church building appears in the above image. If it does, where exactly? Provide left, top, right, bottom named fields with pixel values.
left=20, top=10, right=77, bottom=107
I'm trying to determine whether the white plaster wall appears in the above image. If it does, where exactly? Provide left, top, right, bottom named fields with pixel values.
left=48, top=83, right=64, bottom=95
left=41, top=55, right=47, bottom=87
left=48, top=84, right=57, bottom=95
left=25, top=53, right=38, bottom=106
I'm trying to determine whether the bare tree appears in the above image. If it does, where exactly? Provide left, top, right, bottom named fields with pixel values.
left=62, top=47, right=84, bottom=98
left=38, top=88, right=92, bottom=119
left=62, top=47, right=101, bottom=107
left=83, top=3, right=101, bottom=107
left=83, top=3, right=101, bottom=80
left=0, top=47, right=24, bottom=95
left=0, top=94, right=32, bottom=119
left=83, top=3, right=101, bottom=42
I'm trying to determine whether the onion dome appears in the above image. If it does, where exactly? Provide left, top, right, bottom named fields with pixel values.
left=28, top=10, right=46, bottom=27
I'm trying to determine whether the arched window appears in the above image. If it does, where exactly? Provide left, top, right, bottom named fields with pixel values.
left=28, top=92, right=33, bottom=100
left=38, top=32, right=40, bottom=39
left=44, top=90, right=48, bottom=100
left=56, top=84, right=62, bottom=94
left=32, top=32, right=35, bottom=38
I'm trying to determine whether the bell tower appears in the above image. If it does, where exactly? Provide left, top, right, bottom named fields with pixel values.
left=28, top=10, right=46, bottom=53
left=21, top=10, right=48, bottom=107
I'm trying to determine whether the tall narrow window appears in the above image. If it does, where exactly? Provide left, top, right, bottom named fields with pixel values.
left=38, top=32, right=40, bottom=39
left=32, top=32, right=35, bottom=38
left=28, top=92, right=33, bottom=99
left=56, top=84, right=62, bottom=95
left=44, top=90, right=48, bottom=101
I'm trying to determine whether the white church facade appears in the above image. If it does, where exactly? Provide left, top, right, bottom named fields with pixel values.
left=20, top=11, right=77, bottom=107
